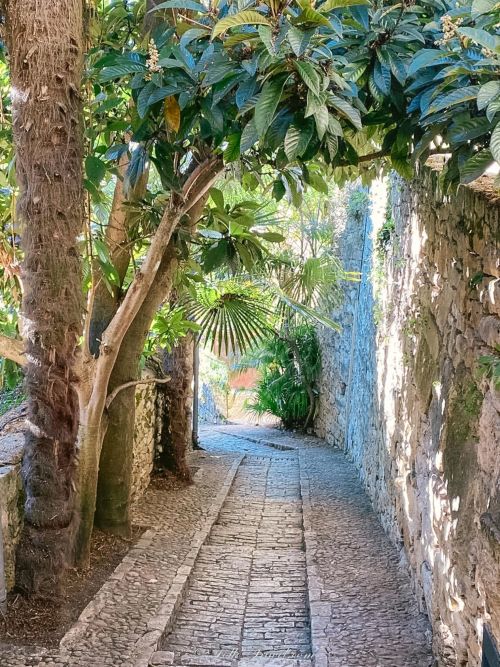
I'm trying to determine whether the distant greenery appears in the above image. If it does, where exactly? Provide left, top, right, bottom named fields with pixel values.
left=242, top=324, right=321, bottom=429
left=0, top=383, right=24, bottom=416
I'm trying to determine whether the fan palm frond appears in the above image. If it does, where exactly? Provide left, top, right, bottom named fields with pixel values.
left=183, top=280, right=272, bottom=355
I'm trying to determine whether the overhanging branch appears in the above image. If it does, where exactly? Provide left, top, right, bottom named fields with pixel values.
left=105, top=376, right=171, bottom=410
left=0, top=335, right=25, bottom=367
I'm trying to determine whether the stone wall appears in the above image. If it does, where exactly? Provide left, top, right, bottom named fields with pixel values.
left=0, top=433, right=24, bottom=591
left=316, top=169, right=500, bottom=666
left=131, top=368, right=164, bottom=502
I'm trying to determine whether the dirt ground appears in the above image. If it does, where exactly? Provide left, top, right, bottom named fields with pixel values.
left=0, top=528, right=142, bottom=648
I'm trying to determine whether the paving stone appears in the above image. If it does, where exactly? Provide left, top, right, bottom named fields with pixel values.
left=0, top=426, right=434, bottom=667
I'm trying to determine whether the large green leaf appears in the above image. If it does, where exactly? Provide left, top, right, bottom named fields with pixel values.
left=287, top=27, right=313, bottom=56
left=99, top=62, right=145, bottom=82
left=224, top=133, right=241, bottom=162
left=491, top=123, right=500, bottom=163
left=150, top=0, right=207, bottom=11
left=254, top=77, right=287, bottom=137
left=373, top=60, right=391, bottom=96
left=478, top=81, right=500, bottom=111
left=258, top=25, right=275, bottom=55
left=449, top=117, right=492, bottom=144
left=408, top=49, right=445, bottom=76
left=85, top=155, right=107, bottom=187
left=240, top=118, right=259, bottom=153
left=305, top=90, right=326, bottom=118
left=284, top=119, right=314, bottom=160
left=487, top=99, right=500, bottom=123
left=294, top=6, right=332, bottom=28
left=460, top=149, right=494, bottom=183
left=212, top=10, right=271, bottom=38
left=294, top=61, right=321, bottom=97
left=471, top=0, right=498, bottom=16
left=458, top=28, right=500, bottom=53
left=326, top=134, right=338, bottom=161
left=386, top=52, right=407, bottom=85
left=425, top=86, right=480, bottom=116
left=314, top=105, right=329, bottom=140
left=321, top=0, right=370, bottom=8
left=328, top=114, right=343, bottom=136
left=329, top=95, right=362, bottom=129
left=137, top=81, right=157, bottom=118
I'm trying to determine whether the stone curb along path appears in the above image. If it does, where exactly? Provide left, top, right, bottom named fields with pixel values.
left=298, top=449, right=327, bottom=667
left=127, top=455, right=244, bottom=667
left=57, top=455, right=244, bottom=667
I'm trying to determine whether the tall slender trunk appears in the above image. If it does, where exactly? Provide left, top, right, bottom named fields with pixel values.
left=94, top=243, right=178, bottom=534
left=5, top=0, right=84, bottom=595
left=93, top=192, right=210, bottom=533
left=192, top=341, right=200, bottom=448
left=157, top=332, right=194, bottom=482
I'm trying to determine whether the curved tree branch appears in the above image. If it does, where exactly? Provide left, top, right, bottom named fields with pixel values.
left=105, top=376, right=170, bottom=410
left=0, top=334, right=25, bottom=367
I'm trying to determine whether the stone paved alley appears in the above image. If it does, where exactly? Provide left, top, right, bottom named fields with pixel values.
left=1, top=426, right=433, bottom=667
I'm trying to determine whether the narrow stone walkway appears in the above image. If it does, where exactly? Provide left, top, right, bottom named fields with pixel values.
left=1, top=426, right=433, bottom=667
left=161, top=452, right=310, bottom=662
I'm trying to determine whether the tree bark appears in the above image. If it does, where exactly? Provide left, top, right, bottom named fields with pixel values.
left=94, top=242, right=179, bottom=535
left=75, top=159, right=221, bottom=565
left=5, top=0, right=84, bottom=595
left=157, top=332, right=195, bottom=481
left=90, top=155, right=148, bottom=535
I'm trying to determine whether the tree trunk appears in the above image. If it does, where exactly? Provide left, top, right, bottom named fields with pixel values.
left=157, top=332, right=194, bottom=482
left=192, top=341, right=201, bottom=449
left=93, top=191, right=210, bottom=533
left=75, top=161, right=220, bottom=565
left=94, top=242, right=179, bottom=535
left=5, top=0, right=84, bottom=595
left=90, top=158, right=149, bottom=535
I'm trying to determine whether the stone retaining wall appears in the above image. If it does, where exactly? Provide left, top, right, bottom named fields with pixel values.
left=316, top=169, right=500, bottom=665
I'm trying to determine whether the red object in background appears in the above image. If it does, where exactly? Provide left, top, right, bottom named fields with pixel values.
left=230, top=368, right=258, bottom=390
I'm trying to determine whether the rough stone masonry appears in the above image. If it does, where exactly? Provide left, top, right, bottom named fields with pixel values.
left=316, top=167, right=500, bottom=666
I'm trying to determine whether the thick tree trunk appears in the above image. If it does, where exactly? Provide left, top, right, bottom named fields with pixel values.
left=5, top=0, right=84, bottom=595
left=157, top=332, right=194, bottom=482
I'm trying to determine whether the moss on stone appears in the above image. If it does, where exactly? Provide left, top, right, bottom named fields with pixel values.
left=414, top=312, right=440, bottom=409
left=443, top=373, right=483, bottom=503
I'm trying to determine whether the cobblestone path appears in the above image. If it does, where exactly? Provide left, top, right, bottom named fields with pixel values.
left=160, top=452, right=311, bottom=663
left=1, top=426, right=433, bottom=667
